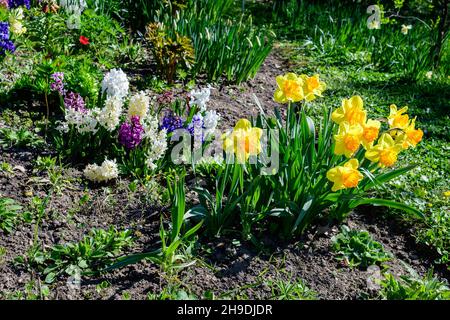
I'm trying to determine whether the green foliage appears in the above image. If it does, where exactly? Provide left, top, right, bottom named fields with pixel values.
left=52, top=124, right=116, bottom=164
left=106, top=171, right=202, bottom=272
left=146, top=22, right=195, bottom=84
left=0, top=198, right=23, bottom=234
left=86, top=0, right=167, bottom=31
left=147, top=287, right=197, bottom=300
left=282, top=36, right=448, bottom=262
left=380, top=271, right=450, bottom=300
left=0, top=280, right=51, bottom=300
left=418, top=208, right=450, bottom=264
left=381, top=138, right=450, bottom=265
left=2, top=7, right=138, bottom=103
left=331, top=226, right=391, bottom=268
left=189, top=163, right=246, bottom=237
left=153, top=0, right=274, bottom=83
left=27, top=227, right=133, bottom=283
left=33, top=156, right=57, bottom=173
left=266, top=278, right=317, bottom=300
left=0, top=127, right=44, bottom=149
left=268, top=0, right=448, bottom=78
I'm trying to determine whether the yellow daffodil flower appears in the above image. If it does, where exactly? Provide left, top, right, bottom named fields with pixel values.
left=334, top=122, right=363, bottom=158
left=401, top=24, right=412, bottom=35
left=388, top=104, right=409, bottom=131
left=397, top=117, right=424, bottom=149
left=331, top=96, right=367, bottom=126
left=326, top=159, right=364, bottom=192
left=274, top=73, right=305, bottom=104
left=444, top=191, right=450, bottom=197
left=223, top=119, right=263, bottom=163
left=365, top=133, right=403, bottom=167
left=361, top=119, right=381, bottom=149
left=300, top=74, right=326, bottom=101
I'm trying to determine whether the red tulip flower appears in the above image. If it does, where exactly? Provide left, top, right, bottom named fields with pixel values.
left=79, top=36, right=89, bottom=45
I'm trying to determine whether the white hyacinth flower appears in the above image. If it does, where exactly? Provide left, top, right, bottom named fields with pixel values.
left=141, top=115, right=168, bottom=170
left=189, top=86, right=212, bottom=112
left=64, top=108, right=99, bottom=134
left=84, top=158, right=119, bottom=182
left=98, top=96, right=123, bottom=131
left=128, top=91, right=150, bottom=119
left=203, top=110, right=221, bottom=138
left=101, top=68, right=129, bottom=99
left=203, top=110, right=220, bottom=129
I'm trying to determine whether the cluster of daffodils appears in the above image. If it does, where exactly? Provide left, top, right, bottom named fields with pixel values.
left=326, top=96, right=423, bottom=192
left=274, top=73, right=326, bottom=103
left=83, top=158, right=119, bottom=183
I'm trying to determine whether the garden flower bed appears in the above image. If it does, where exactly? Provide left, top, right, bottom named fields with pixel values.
left=0, top=0, right=449, bottom=301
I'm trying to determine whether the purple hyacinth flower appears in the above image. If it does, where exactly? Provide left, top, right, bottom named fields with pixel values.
left=187, top=114, right=205, bottom=142
left=160, top=112, right=185, bottom=134
left=0, top=40, right=15, bottom=55
left=0, top=22, right=15, bottom=55
left=50, top=72, right=65, bottom=95
left=8, top=0, right=30, bottom=9
left=64, top=92, right=86, bottom=113
left=119, top=116, right=144, bottom=149
left=0, top=22, right=9, bottom=41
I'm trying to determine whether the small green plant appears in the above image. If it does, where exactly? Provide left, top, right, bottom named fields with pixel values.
left=121, top=291, right=132, bottom=300
left=331, top=226, right=392, bottom=268
left=1, top=280, right=50, bottom=300
left=0, top=198, right=23, bottom=234
left=380, top=270, right=450, bottom=300
left=0, top=162, right=14, bottom=174
left=190, top=163, right=247, bottom=237
left=0, top=246, right=6, bottom=264
left=146, top=22, right=195, bottom=84
left=266, top=278, right=316, bottom=300
left=155, top=0, right=273, bottom=83
left=107, top=171, right=202, bottom=272
left=147, top=286, right=197, bottom=300
left=28, top=227, right=133, bottom=283
left=33, top=156, right=57, bottom=173
left=96, top=280, right=111, bottom=295
left=0, top=128, right=44, bottom=149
